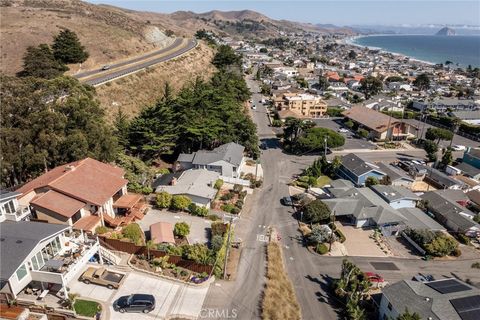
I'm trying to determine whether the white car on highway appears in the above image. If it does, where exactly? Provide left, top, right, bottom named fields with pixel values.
left=452, top=145, right=466, bottom=151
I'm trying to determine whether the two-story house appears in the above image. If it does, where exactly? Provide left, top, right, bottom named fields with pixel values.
left=0, top=190, right=31, bottom=223
left=15, top=158, right=146, bottom=232
left=337, top=153, right=387, bottom=186
left=0, top=221, right=101, bottom=299
left=175, top=142, right=246, bottom=179
left=274, top=93, right=328, bottom=119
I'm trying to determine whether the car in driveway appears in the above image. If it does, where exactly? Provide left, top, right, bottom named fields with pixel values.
left=338, top=128, right=349, bottom=133
left=80, top=267, right=125, bottom=289
left=280, top=196, right=293, bottom=206
left=452, top=145, right=466, bottom=151
left=113, top=294, right=156, bottom=314
left=365, top=272, right=387, bottom=288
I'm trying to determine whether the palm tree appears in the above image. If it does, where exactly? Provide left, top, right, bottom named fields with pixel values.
left=146, top=239, right=156, bottom=260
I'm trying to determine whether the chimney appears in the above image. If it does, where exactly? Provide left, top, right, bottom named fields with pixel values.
left=64, top=165, right=75, bottom=172
left=171, top=177, right=177, bottom=186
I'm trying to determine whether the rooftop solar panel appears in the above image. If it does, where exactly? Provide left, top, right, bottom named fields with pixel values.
left=426, top=279, right=472, bottom=294
left=450, top=295, right=480, bottom=320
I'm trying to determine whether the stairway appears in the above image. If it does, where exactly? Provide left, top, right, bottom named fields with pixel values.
left=99, top=245, right=122, bottom=265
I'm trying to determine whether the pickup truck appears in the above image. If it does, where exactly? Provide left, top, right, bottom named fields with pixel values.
left=80, top=267, right=125, bottom=289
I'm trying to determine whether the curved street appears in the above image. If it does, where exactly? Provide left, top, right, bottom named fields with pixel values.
left=74, top=38, right=197, bottom=86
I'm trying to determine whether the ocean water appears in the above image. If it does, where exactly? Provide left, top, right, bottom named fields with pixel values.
left=352, top=35, right=480, bottom=67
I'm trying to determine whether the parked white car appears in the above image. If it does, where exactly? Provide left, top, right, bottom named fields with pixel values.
left=452, top=145, right=466, bottom=151
left=338, top=128, right=349, bottom=133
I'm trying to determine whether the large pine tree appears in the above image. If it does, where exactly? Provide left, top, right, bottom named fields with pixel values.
left=18, top=44, right=68, bottom=79
left=52, top=29, right=89, bottom=64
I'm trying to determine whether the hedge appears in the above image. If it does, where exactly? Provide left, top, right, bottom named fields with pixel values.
left=315, top=243, right=329, bottom=255
left=335, top=229, right=346, bottom=243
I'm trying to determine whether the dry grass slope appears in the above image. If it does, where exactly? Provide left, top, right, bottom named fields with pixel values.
left=262, top=242, right=301, bottom=320
left=95, top=42, right=215, bottom=119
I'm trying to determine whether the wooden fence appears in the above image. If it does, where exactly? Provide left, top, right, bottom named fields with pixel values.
left=98, top=236, right=213, bottom=274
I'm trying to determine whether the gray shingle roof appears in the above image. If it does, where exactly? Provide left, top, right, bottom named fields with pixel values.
left=382, top=279, right=480, bottom=320
left=371, top=185, right=420, bottom=203
left=155, top=169, right=219, bottom=200
left=191, top=142, right=245, bottom=167
left=376, top=162, right=413, bottom=182
left=0, top=190, right=20, bottom=201
left=420, top=191, right=478, bottom=232
left=455, top=162, right=480, bottom=178
left=341, top=153, right=384, bottom=177
left=397, top=207, right=445, bottom=230
left=0, top=221, right=68, bottom=280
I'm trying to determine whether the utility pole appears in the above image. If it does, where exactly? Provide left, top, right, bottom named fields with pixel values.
left=386, top=105, right=393, bottom=141
left=223, top=215, right=234, bottom=280
left=329, top=210, right=336, bottom=252
left=254, top=158, right=259, bottom=181
left=324, top=136, right=328, bottom=156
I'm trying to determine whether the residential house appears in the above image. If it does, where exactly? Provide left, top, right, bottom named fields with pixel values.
left=175, top=142, right=245, bottom=179
left=15, top=158, right=146, bottom=232
left=378, top=278, right=480, bottom=320
left=423, top=166, right=465, bottom=190
left=448, top=110, right=480, bottom=125
left=0, top=221, right=101, bottom=299
left=370, top=185, right=420, bottom=209
left=343, top=106, right=418, bottom=140
left=421, top=190, right=480, bottom=237
left=155, top=169, right=220, bottom=208
left=337, top=153, right=386, bottom=186
left=412, top=98, right=478, bottom=113
left=375, top=162, right=414, bottom=187
left=274, top=92, right=328, bottom=119
left=0, top=190, right=31, bottom=223
left=454, top=162, right=480, bottom=180
left=323, top=184, right=442, bottom=234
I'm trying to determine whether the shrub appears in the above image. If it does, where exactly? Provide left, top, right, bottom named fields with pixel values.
left=188, top=203, right=198, bottom=214
left=170, top=195, right=191, bottom=211
left=182, top=243, right=213, bottom=265
left=233, top=184, right=243, bottom=193
left=156, top=192, right=172, bottom=208
left=211, top=221, right=227, bottom=237
left=158, top=168, right=170, bottom=175
left=194, top=206, right=209, bottom=217
left=122, top=223, right=143, bottom=245
left=152, top=256, right=171, bottom=268
left=235, top=199, right=244, bottom=209
left=95, top=226, right=111, bottom=235
left=174, top=222, right=190, bottom=238
left=335, top=229, right=346, bottom=243
left=304, top=200, right=331, bottom=224
left=272, top=119, right=282, bottom=127
left=221, top=203, right=235, bottom=213
left=207, top=214, right=220, bottom=221
left=357, top=128, right=369, bottom=138
left=211, top=235, right=224, bottom=252
left=239, top=191, right=247, bottom=200
left=471, top=262, right=480, bottom=269
left=315, top=243, right=329, bottom=255
left=457, top=233, right=471, bottom=245
left=308, top=225, right=335, bottom=245
left=220, top=192, right=234, bottom=201
left=231, top=207, right=241, bottom=215
left=214, top=179, right=224, bottom=190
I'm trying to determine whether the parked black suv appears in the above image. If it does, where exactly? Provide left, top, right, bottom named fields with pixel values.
left=113, top=294, right=155, bottom=313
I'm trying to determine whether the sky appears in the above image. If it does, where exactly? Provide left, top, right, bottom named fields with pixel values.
left=88, top=0, right=480, bottom=26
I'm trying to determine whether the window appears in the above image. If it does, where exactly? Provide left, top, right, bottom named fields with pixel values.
left=31, top=255, right=39, bottom=270
left=16, top=264, right=28, bottom=281
left=36, top=251, right=44, bottom=269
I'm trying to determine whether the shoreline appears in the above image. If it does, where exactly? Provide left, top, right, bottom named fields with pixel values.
left=343, top=35, right=436, bottom=66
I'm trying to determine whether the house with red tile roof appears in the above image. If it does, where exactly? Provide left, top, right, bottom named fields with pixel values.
left=16, top=158, right=146, bottom=232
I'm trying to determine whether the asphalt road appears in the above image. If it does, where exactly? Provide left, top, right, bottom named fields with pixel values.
left=201, top=74, right=480, bottom=320
left=74, top=38, right=196, bottom=86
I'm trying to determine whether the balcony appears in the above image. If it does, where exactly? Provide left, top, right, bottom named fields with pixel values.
left=31, top=234, right=99, bottom=285
left=5, top=205, right=31, bottom=222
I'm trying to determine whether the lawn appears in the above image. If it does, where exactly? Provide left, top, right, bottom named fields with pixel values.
left=316, top=176, right=332, bottom=187
left=262, top=242, right=301, bottom=320
left=74, top=299, right=101, bottom=317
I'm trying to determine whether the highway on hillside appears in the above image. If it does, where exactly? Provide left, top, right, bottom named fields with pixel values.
left=73, top=38, right=197, bottom=86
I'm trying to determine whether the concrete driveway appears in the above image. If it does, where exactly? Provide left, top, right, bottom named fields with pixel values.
left=336, top=224, right=388, bottom=257
left=139, top=209, right=211, bottom=244
left=312, top=118, right=376, bottom=150
left=70, top=269, right=209, bottom=319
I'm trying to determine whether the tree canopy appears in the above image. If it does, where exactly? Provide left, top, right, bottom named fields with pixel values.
left=293, top=127, right=345, bottom=154
left=126, top=67, right=257, bottom=159
left=413, top=73, right=430, bottom=90
left=1, top=75, right=117, bottom=187
left=212, top=45, right=242, bottom=68
left=304, top=200, right=331, bottom=223
left=359, top=76, right=383, bottom=99
left=18, top=44, right=68, bottom=79
left=425, top=127, right=453, bottom=145
left=52, top=29, right=89, bottom=64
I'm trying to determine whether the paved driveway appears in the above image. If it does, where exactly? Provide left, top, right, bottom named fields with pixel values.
left=139, top=209, right=211, bottom=244
left=70, top=269, right=209, bottom=319
left=312, top=118, right=376, bottom=150
left=336, top=224, right=388, bottom=257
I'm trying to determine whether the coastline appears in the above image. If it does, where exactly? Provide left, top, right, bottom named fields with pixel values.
left=343, top=35, right=436, bottom=66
